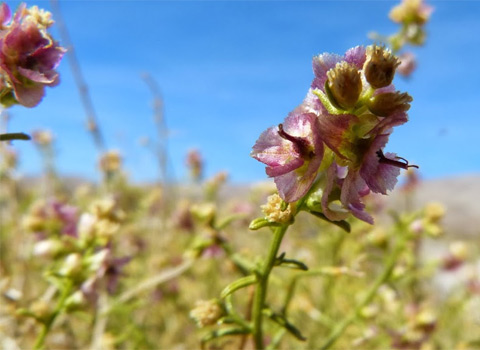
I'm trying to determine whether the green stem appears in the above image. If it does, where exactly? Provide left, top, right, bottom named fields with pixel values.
left=318, top=231, right=407, bottom=350
left=252, top=224, right=288, bottom=349
left=34, top=281, right=73, bottom=350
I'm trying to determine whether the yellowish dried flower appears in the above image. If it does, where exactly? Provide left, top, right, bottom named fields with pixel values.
left=326, top=61, right=362, bottom=109
left=190, top=299, right=223, bottom=328
left=389, top=0, right=433, bottom=25
left=368, top=91, right=412, bottom=117
left=424, top=202, right=445, bottom=223
left=261, top=193, right=293, bottom=224
left=449, top=241, right=468, bottom=261
left=99, top=150, right=122, bottom=173
left=364, top=45, right=400, bottom=89
left=32, top=130, right=53, bottom=146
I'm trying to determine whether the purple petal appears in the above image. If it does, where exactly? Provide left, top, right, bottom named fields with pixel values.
left=321, top=163, right=349, bottom=221
left=251, top=126, right=302, bottom=176
left=366, top=111, right=408, bottom=137
left=0, top=3, right=11, bottom=27
left=360, top=135, right=401, bottom=194
left=275, top=151, right=322, bottom=202
left=343, top=46, right=366, bottom=69
left=311, top=52, right=342, bottom=91
left=340, top=170, right=373, bottom=224
left=18, top=67, right=55, bottom=83
left=12, top=82, right=45, bottom=107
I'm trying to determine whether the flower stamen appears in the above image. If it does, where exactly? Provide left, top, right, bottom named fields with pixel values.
left=376, top=149, right=418, bottom=169
left=277, top=124, right=314, bottom=159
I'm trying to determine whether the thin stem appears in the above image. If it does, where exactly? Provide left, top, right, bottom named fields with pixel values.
left=34, top=281, right=73, bottom=350
left=318, top=230, right=407, bottom=350
left=105, top=259, right=193, bottom=313
left=0, top=132, right=30, bottom=141
left=252, top=224, right=288, bottom=349
left=50, top=0, right=106, bottom=152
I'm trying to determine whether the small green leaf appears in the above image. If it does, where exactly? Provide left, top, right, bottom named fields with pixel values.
left=263, top=309, right=307, bottom=341
left=201, top=327, right=250, bottom=349
left=275, top=256, right=309, bottom=271
left=215, top=213, right=247, bottom=230
left=220, top=275, right=257, bottom=299
left=249, top=217, right=279, bottom=230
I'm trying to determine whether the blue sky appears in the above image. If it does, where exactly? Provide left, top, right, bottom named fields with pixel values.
left=5, top=0, right=480, bottom=183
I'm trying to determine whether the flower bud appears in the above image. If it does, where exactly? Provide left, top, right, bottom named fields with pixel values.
left=424, top=202, right=445, bottom=223
left=99, top=150, right=122, bottom=173
left=449, top=241, right=468, bottom=261
left=59, top=253, right=83, bottom=278
left=368, top=91, right=412, bottom=117
left=33, top=239, right=63, bottom=257
left=65, top=290, right=88, bottom=312
left=191, top=203, right=216, bottom=225
left=364, top=46, right=400, bottom=89
left=389, top=0, right=433, bottom=25
left=190, top=299, right=223, bottom=328
left=326, top=62, right=362, bottom=109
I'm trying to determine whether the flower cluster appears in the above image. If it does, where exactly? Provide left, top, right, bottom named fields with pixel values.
left=252, top=45, right=416, bottom=224
left=0, top=3, right=65, bottom=108
left=22, top=197, right=129, bottom=310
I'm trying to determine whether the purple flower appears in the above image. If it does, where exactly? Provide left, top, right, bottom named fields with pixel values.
left=252, top=45, right=416, bottom=224
left=0, top=3, right=65, bottom=107
left=251, top=107, right=324, bottom=202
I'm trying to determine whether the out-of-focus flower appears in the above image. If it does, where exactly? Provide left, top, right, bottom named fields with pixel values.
left=78, top=197, right=124, bottom=245
left=32, top=129, right=53, bottom=146
left=22, top=199, right=78, bottom=237
left=99, top=150, right=122, bottom=173
left=190, top=299, right=223, bottom=328
left=389, top=0, right=433, bottom=25
left=442, top=241, right=468, bottom=271
left=397, top=52, right=417, bottom=77
left=186, top=148, right=203, bottom=181
left=0, top=3, right=65, bottom=107
left=83, top=248, right=130, bottom=296
left=0, top=147, right=17, bottom=170
left=172, top=199, right=194, bottom=232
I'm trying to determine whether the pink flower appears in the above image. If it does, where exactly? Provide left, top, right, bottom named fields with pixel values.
left=311, top=47, right=416, bottom=223
left=251, top=107, right=324, bottom=202
left=0, top=3, right=65, bottom=107
left=252, top=45, right=416, bottom=224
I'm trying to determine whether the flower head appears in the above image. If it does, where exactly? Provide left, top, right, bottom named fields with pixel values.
left=252, top=45, right=416, bottom=224
left=0, top=3, right=65, bottom=107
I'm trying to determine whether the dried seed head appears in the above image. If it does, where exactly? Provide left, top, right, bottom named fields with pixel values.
left=364, top=46, right=400, bottom=89
left=326, top=61, right=362, bottom=109
left=368, top=91, right=412, bottom=117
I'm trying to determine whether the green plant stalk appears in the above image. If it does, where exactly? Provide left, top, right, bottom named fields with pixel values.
left=34, top=281, right=73, bottom=350
left=252, top=224, right=288, bottom=349
left=318, top=231, right=407, bottom=350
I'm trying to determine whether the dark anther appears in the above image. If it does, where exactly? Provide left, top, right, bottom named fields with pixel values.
left=277, top=124, right=313, bottom=159
left=376, top=149, right=418, bottom=170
